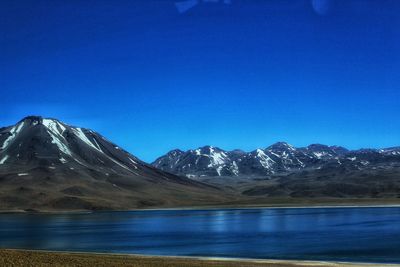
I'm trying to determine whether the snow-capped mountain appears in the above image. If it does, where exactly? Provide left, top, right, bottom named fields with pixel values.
left=153, top=146, right=233, bottom=177
left=153, top=142, right=400, bottom=178
left=0, top=116, right=145, bottom=174
left=0, top=116, right=224, bottom=211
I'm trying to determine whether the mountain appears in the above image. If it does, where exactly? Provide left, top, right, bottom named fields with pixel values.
left=152, top=143, right=400, bottom=178
left=0, top=116, right=227, bottom=211
left=153, top=144, right=400, bottom=199
left=152, top=146, right=234, bottom=177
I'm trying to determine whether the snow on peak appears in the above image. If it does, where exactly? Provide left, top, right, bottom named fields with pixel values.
left=189, top=146, right=229, bottom=170
left=207, top=147, right=228, bottom=167
left=42, top=119, right=66, bottom=135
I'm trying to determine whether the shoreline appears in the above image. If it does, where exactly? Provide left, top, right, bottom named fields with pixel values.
left=1, top=202, right=400, bottom=214
left=1, top=249, right=399, bottom=267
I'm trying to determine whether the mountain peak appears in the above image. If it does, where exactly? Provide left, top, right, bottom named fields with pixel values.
left=19, top=116, right=67, bottom=127
left=19, top=115, right=43, bottom=123
left=1, top=116, right=138, bottom=172
left=267, top=142, right=295, bottom=151
left=193, top=146, right=225, bottom=155
left=167, top=149, right=185, bottom=156
left=307, top=143, right=330, bottom=150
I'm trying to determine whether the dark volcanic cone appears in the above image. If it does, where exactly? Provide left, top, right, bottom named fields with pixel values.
left=0, top=116, right=226, bottom=211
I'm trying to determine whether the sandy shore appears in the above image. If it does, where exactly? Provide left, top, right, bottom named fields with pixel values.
left=1, top=249, right=399, bottom=267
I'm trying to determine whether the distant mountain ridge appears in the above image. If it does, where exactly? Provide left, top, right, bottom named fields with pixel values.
left=152, top=142, right=400, bottom=178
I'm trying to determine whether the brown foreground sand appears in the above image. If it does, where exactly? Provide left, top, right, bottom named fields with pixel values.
left=1, top=249, right=399, bottom=267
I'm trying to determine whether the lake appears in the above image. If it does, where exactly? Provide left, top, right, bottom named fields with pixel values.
left=1, top=207, right=400, bottom=263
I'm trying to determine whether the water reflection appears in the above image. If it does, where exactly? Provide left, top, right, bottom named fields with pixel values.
left=0, top=207, right=400, bottom=263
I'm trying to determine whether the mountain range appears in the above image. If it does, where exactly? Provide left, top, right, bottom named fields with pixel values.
left=153, top=144, right=400, bottom=199
left=1, top=116, right=400, bottom=211
left=152, top=143, right=400, bottom=178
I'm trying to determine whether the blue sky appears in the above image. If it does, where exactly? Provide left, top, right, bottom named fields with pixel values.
left=1, top=0, right=400, bottom=162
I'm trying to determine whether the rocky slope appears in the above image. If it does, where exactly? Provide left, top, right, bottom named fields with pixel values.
left=0, top=116, right=227, bottom=211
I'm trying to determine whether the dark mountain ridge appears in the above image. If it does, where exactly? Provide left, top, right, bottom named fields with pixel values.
left=0, top=116, right=227, bottom=211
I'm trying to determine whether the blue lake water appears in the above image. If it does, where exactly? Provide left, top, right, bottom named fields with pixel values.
left=1, top=207, right=400, bottom=263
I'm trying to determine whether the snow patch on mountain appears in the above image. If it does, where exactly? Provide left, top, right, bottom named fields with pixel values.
left=46, top=129, right=72, bottom=156
left=128, top=158, right=138, bottom=169
left=255, top=149, right=275, bottom=169
left=1, top=121, right=25, bottom=150
left=0, top=155, right=9, bottom=164
left=207, top=147, right=228, bottom=167
left=72, top=128, right=104, bottom=153
left=43, top=119, right=65, bottom=135
left=231, top=161, right=239, bottom=176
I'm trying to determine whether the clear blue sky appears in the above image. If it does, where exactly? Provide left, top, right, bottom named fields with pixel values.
left=1, top=0, right=399, bottom=162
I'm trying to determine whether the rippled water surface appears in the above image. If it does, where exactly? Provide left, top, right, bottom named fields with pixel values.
left=1, top=207, right=400, bottom=263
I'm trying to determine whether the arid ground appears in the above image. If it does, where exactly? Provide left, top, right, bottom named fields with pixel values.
left=1, top=249, right=399, bottom=267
